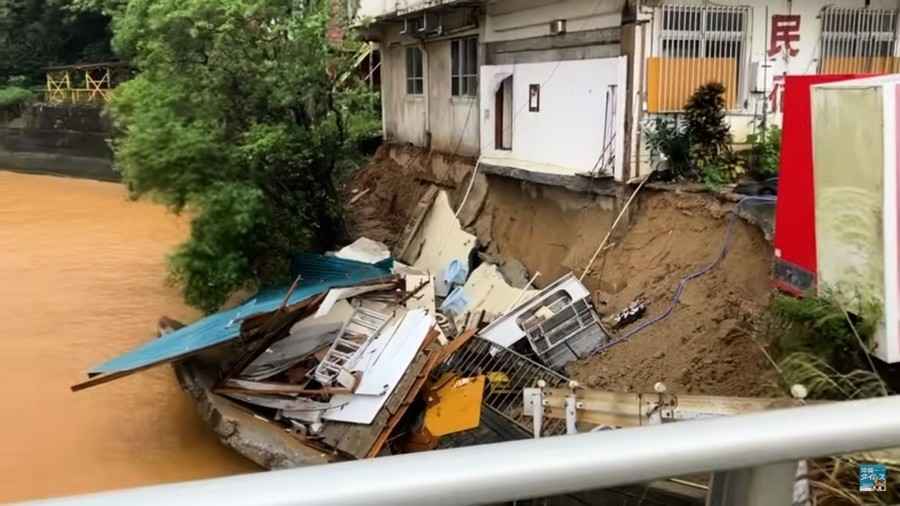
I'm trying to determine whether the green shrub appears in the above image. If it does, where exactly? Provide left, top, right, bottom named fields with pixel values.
left=685, top=82, right=736, bottom=184
left=685, top=83, right=732, bottom=156
left=643, top=116, right=692, bottom=177
left=0, top=86, right=34, bottom=108
left=644, top=82, right=737, bottom=184
left=768, top=291, right=880, bottom=374
left=747, top=125, right=782, bottom=180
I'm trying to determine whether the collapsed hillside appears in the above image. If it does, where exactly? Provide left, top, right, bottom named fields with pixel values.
left=343, top=146, right=783, bottom=398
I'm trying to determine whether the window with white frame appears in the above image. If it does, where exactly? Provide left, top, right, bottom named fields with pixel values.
left=406, top=46, right=423, bottom=95
left=451, top=37, right=478, bottom=97
left=819, top=7, right=898, bottom=73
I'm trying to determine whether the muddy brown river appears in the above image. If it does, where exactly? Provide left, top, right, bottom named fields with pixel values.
left=0, top=171, right=256, bottom=502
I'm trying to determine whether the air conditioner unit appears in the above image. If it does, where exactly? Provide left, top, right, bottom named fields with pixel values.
left=550, top=19, right=567, bottom=35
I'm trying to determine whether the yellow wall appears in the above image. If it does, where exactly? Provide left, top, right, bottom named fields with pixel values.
left=647, top=57, right=738, bottom=113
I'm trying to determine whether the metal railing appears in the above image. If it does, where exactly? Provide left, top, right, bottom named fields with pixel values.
left=819, top=7, right=900, bottom=74
left=32, top=395, right=900, bottom=505
left=43, top=62, right=129, bottom=105
left=442, top=336, right=571, bottom=437
left=649, top=4, right=751, bottom=112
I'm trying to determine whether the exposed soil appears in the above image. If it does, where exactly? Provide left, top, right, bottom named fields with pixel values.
left=345, top=148, right=784, bottom=398
left=342, top=146, right=430, bottom=248
left=573, top=191, right=783, bottom=397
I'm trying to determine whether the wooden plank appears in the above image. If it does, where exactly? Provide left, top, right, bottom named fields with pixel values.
left=436, top=328, right=478, bottom=364
left=219, top=293, right=326, bottom=383
left=536, top=388, right=806, bottom=428
left=672, top=394, right=801, bottom=416
left=216, top=380, right=351, bottom=396
left=347, top=188, right=371, bottom=205
left=366, top=340, right=443, bottom=458
left=395, top=186, right=438, bottom=262
left=318, top=329, right=439, bottom=459
left=540, top=406, right=642, bottom=428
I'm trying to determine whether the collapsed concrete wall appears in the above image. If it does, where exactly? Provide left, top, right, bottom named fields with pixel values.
left=0, top=103, right=115, bottom=180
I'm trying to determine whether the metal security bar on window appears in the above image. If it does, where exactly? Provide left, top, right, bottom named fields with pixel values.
left=819, top=7, right=900, bottom=74
left=442, top=336, right=571, bottom=438
left=451, top=37, right=478, bottom=97
left=648, top=4, right=750, bottom=112
left=406, top=46, right=424, bottom=95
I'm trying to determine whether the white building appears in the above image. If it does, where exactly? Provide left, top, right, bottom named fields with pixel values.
left=359, top=0, right=900, bottom=183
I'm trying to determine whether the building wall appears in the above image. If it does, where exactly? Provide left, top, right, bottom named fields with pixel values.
left=641, top=0, right=900, bottom=133
left=379, top=22, right=483, bottom=157
left=374, top=0, right=628, bottom=162
left=479, top=57, right=628, bottom=179
left=382, top=36, right=427, bottom=147
left=427, top=38, right=481, bottom=155
left=632, top=0, right=900, bottom=177
left=484, top=0, right=625, bottom=42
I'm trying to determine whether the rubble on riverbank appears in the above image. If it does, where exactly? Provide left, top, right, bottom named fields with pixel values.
left=73, top=155, right=787, bottom=475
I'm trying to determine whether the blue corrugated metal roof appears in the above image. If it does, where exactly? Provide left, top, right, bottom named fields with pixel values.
left=88, top=254, right=392, bottom=376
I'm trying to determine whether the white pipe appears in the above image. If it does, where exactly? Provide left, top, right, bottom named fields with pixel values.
left=454, top=157, right=481, bottom=217
left=419, top=41, right=431, bottom=148
left=32, top=396, right=900, bottom=506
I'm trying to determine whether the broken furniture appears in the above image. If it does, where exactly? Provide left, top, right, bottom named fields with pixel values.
left=313, top=306, right=392, bottom=389
left=479, top=272, right=608, bottom=369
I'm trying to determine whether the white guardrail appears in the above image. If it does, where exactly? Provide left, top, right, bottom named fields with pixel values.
left=32, top=396, right=900, bottom=506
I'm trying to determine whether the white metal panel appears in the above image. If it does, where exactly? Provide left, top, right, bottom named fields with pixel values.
left=313, top=283, right=395, bottom=319
left=812, top=75, right=900, bottom=363
left=407, top=191, right=477, bottom=296
left=323, top=309, right=434, bottom=423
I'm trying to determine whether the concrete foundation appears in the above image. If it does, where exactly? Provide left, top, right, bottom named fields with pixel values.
left=0, top=103, right=115, bottom=180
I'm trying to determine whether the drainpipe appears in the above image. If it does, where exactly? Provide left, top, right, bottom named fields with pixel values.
left=419, top=41, right=432, bottom=149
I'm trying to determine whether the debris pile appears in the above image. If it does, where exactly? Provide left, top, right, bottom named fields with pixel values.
left=73, top=190, right=615, bottom=466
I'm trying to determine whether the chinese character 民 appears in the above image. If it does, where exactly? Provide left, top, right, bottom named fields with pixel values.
left=769, top=15, right=801, bottom=57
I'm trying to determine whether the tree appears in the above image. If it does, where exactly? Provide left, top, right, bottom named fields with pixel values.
left=108, top=0, right=378, bottom=312
left=684, top=82, right=735, bottom=185
left=0, top=0, right=114, bottom=85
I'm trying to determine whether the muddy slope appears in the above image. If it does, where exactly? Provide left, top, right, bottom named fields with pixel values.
left=344, top=147, right=782, bottom=398
left=573, top=191, right=781, bottom=397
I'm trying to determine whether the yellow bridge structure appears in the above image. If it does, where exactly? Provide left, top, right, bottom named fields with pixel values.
left=44, top=62, right=130, bottom=105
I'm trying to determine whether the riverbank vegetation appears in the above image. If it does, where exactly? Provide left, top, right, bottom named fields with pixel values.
left=106, top=0, right=378, bottom=312
left=0, top=84, right=33, bottom=108
left=0, top=0, right=114, bottom=86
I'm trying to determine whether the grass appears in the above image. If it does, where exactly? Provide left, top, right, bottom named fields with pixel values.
left=759, top=292, right=896, bottom=504
left=778, top=352, right=888, bottom=400
left=0, top=86, right=34, bottom=109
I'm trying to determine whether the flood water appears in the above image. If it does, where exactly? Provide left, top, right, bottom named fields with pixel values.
left=0, top=171, right=256, bottom=502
